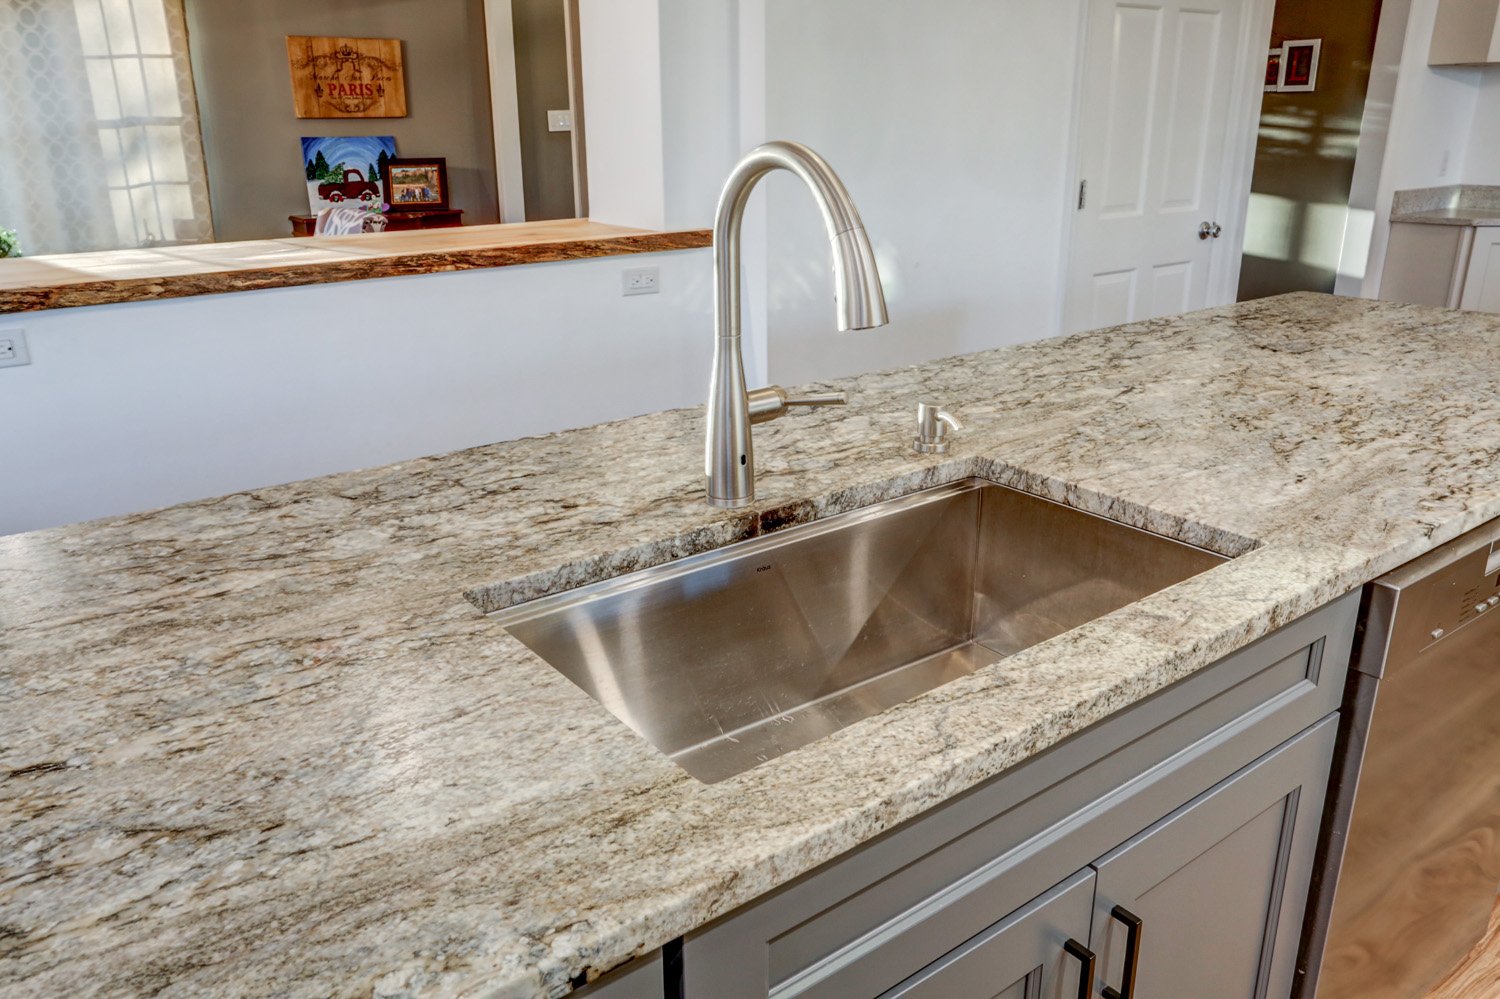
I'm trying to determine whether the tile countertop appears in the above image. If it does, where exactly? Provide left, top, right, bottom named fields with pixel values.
left=5, top=292, right=1500, bottom=998
left=1390, top=184, right=1500, bottom=226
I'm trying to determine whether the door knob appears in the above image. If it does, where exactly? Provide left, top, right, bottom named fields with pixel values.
left=1198, top=221, right=1222, bottom=240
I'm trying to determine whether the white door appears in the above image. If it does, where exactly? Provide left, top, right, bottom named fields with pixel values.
left=1064, top=0, right=1250, bottom=333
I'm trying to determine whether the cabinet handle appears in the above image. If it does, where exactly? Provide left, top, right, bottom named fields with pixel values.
left=1063, top=938, right=1096, bottom=999
left=1101, top=905, right=1143, bottom=999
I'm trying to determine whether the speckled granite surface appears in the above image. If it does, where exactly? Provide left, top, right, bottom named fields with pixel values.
left=1391, top=185, right=1500, bottom=226
left=5, top=293, right=1500, bottom=997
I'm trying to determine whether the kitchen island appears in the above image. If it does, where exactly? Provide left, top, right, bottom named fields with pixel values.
left=4, top=292, right=1499, bottom=997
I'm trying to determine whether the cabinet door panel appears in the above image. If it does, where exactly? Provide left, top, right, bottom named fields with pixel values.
left=574, top=950, right=663, bottom=999
left=1090, top=718, right=1337, bottom=999
left=880, top=869, right=1096, bottom=999
left=1460, top=227, right=1500, bottom=312
left=1380, top=222, right=1468, bottom=308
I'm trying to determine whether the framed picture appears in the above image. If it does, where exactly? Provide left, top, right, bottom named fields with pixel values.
left=383, top=158, right=450, bottom=212
left=1265, top=47, right=1283, bottom=92
left=300, top=136, right=396, bottom=213
left=1279, top=38, right=1321, bottom=92
left=286, top=36, right=407, bottom=119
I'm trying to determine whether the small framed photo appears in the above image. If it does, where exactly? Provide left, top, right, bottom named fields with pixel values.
left=1279, top=38, right=1320, bottom=92
left=383, top=157, right=450, bottom=212
left=1265, top=47, right=1283, bottom=92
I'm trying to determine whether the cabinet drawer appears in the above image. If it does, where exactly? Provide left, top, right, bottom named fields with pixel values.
left=683, top=592, right=1357, bottom=999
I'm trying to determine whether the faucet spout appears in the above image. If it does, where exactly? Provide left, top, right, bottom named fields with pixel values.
left=706, top=141, right=889, bottom=509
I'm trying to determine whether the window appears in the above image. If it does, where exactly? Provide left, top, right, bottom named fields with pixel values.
left=0, top=0, right=212, bottom=255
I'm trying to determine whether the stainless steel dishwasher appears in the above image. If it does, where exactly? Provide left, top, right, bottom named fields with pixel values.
left=1298, top=518, right=1500, bottom=999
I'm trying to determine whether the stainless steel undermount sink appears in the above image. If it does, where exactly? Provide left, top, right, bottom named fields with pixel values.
left=489, top=479, right=1226, bottom=783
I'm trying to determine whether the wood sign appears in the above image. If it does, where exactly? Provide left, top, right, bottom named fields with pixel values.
left=286, top=36, right=407, bottom=119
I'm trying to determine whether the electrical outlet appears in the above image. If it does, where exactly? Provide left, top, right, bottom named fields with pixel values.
left=0, top=329, right=30, bottom=369
left=622, top=267, right=660, bottom=297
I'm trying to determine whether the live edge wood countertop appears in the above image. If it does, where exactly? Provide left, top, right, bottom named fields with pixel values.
left=0, top=220, right=713, bottom=315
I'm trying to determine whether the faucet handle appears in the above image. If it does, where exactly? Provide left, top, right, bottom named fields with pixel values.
left=748, top=385, right=847, bottom=424
left=915, top=402, right=962, bottom=454
left=785, top=390, right=847, bottom=408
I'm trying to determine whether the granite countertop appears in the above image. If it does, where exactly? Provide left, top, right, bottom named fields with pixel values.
left=6, top=292, right=1500, bottom=998
left=1390, top=184, right=1500, bottom=226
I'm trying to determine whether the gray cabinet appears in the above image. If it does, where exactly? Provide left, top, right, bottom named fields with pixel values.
left=574, top=950, right=663, bottom=999
left=1380, top=223, right=1474, bottom=308
left=1380, top=222, right=1500, bottom=312
left=1089, top=718, right=1337, bottom=999
left=1459, top=226, right=1500, bottom=311
left=682, top=593, right=1357, bottom=999
left=1429, top=0, right=1500, bottom=65
left=880, top=870, right=1096, bottom=999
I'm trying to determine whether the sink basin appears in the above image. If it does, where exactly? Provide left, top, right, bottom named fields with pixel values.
left=489, top=478, right=1226, bottom=783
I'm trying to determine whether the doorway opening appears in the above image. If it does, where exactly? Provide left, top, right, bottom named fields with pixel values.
left=1237, top=0, right=1385, bottom=300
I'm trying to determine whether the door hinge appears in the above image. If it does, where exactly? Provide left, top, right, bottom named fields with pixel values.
left=1078, top=179, right=1087, bottom=211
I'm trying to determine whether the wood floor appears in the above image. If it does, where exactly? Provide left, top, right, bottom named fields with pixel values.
left=1425, top=897, right=1500, bottom=998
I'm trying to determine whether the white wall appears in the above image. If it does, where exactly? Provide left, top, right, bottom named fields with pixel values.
left=1461, top=66, right=1500, bottom=179
left=579, top=0, right=741, bottom=233
left=2, top=251, right=711, bottom=534
left=577, top=0, right=666, bottom=229
left=1353, top=0, right=1485, bottom=297
left=1333, top=0, right=1411, bottom=296
left=658, top=0, right=741, bottom=232
left=759, top=0, right=1085, bottom=384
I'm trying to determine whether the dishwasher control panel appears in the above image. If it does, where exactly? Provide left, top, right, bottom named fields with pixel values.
left=1368, top=533, right=1500, bottom=677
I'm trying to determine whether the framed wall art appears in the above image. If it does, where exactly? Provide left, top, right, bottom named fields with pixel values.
left=300, top=136, right=396, bottom=213
left=383, top=158, right=450, bottom=212
left=1265, top=47, right=1283, bottom=92
left=286, top=36, right=408, bottom=118
left=1278, top=38, right=1321, bottom=93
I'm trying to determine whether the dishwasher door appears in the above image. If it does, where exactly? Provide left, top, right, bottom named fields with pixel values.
left=1316, top=522, right=1500, bottom=999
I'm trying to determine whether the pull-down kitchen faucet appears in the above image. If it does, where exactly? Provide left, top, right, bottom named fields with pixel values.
left=705, top=141, right=889, bottom=509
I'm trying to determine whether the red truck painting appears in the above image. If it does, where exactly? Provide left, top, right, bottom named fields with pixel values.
left=317, top=169, right=379, bottom=203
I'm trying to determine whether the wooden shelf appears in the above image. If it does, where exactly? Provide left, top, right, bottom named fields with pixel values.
left=288, top=209, right=465, bottom=237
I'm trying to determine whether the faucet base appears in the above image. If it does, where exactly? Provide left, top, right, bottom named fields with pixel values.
left=706, top=494, right=756, bottom=510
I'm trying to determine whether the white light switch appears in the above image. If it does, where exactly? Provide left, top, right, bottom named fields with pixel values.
left=0, top=329, right=30, bottom=368
left=547, top=109, right=573, bottom=132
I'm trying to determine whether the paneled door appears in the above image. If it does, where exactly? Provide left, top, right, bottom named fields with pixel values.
left=1064, top=0, right=1252, bottom=333
left=878, top=869, right=1098, bottom=999
left=1088, top=718, right=1337, bottom=999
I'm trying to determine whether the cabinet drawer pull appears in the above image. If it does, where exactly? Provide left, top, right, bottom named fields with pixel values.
left=1063, top=938, right=1096, bottom=999
left=1101, top=905, right=1143, bottom=999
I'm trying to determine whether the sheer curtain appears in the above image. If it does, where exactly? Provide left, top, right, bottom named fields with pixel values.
left=0, top=0, right=213, bottom=256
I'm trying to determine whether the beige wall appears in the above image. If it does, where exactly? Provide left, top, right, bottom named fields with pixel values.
left=1239, top=0, right=1384, bottom=300
left=185, top=0, right=499, bottom=240
left=511, top=0, right=577, bottom=220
